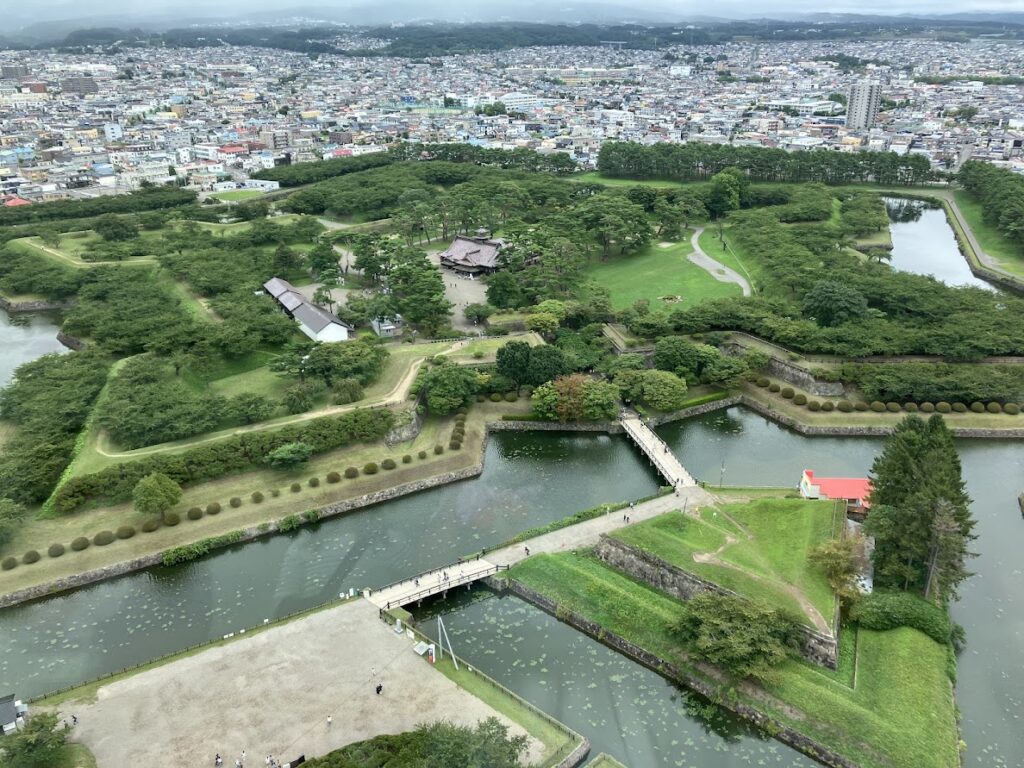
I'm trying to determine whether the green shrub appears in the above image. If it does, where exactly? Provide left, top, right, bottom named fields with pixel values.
left=970, top=402, right=985, bottom=413
left=1005, top=403, right=1021, bottom=415
left=489, top=392, right=503, bottom=402
left=807, top=401, right=821, bottom=412
left=449, top=440, right=462, bottom=450
left=851, top=591, right=952, bottom=645
left=164, top=512, right=180, bottom=526
left=22, top=549, right=40, bottom=564
left=903, top=402, right=918, bottom=412
left=187, top=506, right=203, bottom=519
left=93, top=530, right=115, bottom=545
left=230, top=496, right=243, bottom=507
left=290, top=482, right=302, bottom=492
left=302, top=510, right=319, bottom=523
left=434, top=445, right=444, bottom=455
left=756, top=377, right=770, bottom=387
left=141, top=518, right=161, bottom=533
left=402, top=454, right=412, bottom=464
left=363, top=462, right=379, bottom=475
left=936, top=402, right=952, bottom=413
left=854, top=401, right=869, bottom=412
left=1, top=556, right=16, bottom=570
left=476, top=394, right=486, bottom=402
left=870, top=401, right=885, bottom=412
left=952, top=402, right=968, bottom=413
left=837, top=400, right=853, bottom=413
left=886, top=402, right=901, bottom=412
left=116, top=525, right=136, bottom=539
left=504, top=392, right=517, bottom=402
left=456, top=407, right=467, bottom=416
left=418, top=450, right=428, bottom=460
left=308, top=477, right=320, bottom=488
left=206, top=502, right=221, bottom=515
left=161, top=531, right=244, bottom=565
left=820, top=401, right=835, bottom=412
left=270, top=488, right=280, bottom=498
left=768, top=383, right=781, bottom=393
left=344, top=467, right=359, bottom=478
left=986, top=402, right=1002, bottom=414
left=326, top=471, right=341, bottom=483
left=793, top=394, right=807, bottom=406
left=48, top=543, right=66, bottom=558
left=71, top=536, right=91, bottom=550
left=381, top=458, right=397, bottom=470
left=251, top=491, right=264, bottom=503
left=920, top=402, right=935, bottom=413
left=780, top=387, right=794, bottom=399
left=278, top=515, right=302, bottom=532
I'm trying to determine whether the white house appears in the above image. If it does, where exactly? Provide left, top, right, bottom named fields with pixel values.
left=263, top=277, right=353, bottom=343
left=0, top=693, right=27, bottom=735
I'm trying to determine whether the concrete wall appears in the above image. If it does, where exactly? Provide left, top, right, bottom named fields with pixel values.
left=594, top=536, right=838, bottom=670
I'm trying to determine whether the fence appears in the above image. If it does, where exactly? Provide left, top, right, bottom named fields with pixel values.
left=377, top=608, right=589, bottom=768
left=382, top=564, right=510, bottom=610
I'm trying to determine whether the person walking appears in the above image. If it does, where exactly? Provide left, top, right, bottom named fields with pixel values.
left=327, top=714, right=333, bottom=728
left=376, top=683, right=383, bottom=695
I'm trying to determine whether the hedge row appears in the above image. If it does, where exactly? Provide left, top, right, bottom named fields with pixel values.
left=53, top=408, right=395, bottom=514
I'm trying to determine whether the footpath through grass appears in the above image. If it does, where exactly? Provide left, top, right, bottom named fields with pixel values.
left=611, top=499, right=836, bottom=628
left=511, top=552, right=958, bottom=768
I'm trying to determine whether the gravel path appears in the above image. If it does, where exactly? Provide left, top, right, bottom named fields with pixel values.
left=687, top=227, right=751, bottom=297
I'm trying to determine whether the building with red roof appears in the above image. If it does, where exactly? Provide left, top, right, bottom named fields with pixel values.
left=1, top=195, right=31, bottom=207
left=800, top=469, right=872, bottom=514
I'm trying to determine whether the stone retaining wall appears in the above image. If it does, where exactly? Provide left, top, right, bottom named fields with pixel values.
left=645, top=396, right=741, bottom=426
left=488, top=419, right=622, bottom=434
left=723, top=342, right=844, bottom=396
left=594, top=537, right=838, bottom=669
left=0, top=296, right=72, bottom=313
left=56, top=331, right=87, bottom=350
left=498, top=579, right=859, bottom=768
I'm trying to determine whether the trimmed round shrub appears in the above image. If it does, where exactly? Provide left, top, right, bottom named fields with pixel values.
left=456, top=407, right=468, bottom=416
left=1, top=556, right=16, bottom=571
left=986, top=402, right=1003, bottom=414
left=455, top=413, right=467, bottom=423
left=1004, top=403, right=1021, bottom=415
left=307, top=477, right=320, bottom=488
left=903, top=402, right=918, bottom=412
left=23, top=550, right=40, bottom=564
left=188, top=506, right=204, bottom=519
left=885, top=402, right=901, bottom=413
left=920, top=402, right=935, bottom=413
left=251, top=491, right=264, bottom=503
left=756, top=377, right=770, bottom=388
left=164, top=512, right=180, bottom=526
left=854, top=401, right=869, bottom=412
left=434, top=445, right=444, bottom=455
left=230, top=497, right=243, bottom=507
left=449, top=440, right=462, bottom=450
left=476, top=394, right=486, bottom=402
left=381, top=458, right=397, bottom=470
left=326, top=471, right=341, bottom=484
left=936, top=402, right=952, bottom=414
left=970, top=402, right=985, bottom=413
left=116, top=525, right=136, bottom=539
left=418, top=450, right=428, bottom=460
left=48, top=543, right=66, bottom=558
left=780, top=387, right=795, bottom=399
left=93, top=530, right=116, bottom=545
left=141, top=518, right=161, bottom=533
left=71, top=536, right=91, bottom=550
left=206, top=502, right=221, bottom=515
left=270, top=488, right=280, bottom=498
left=952, top=402, right=968, bottom=413
left=793, top=394, right=807, bottom=406
left=402, top=454, right=412, bottom=464
left=820, top=401, right=835, bottom=412
left=290, top=482, right=302, bottom=492
left=768, top=383, right=781, bottom=393
left=489, top=392, right=503, bottom=402
left=344, top=467, right=359, bottom=479
left=363, top=462, right=379, bottom=475
left=837, top=400, right=853, bottom=413
left=807, top=401, right=821, bottom=412
left=504, top=392, right=517, bottom=402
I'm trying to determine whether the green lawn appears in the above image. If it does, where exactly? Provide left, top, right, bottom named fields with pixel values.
left=611, top=498, right=837, bottom=626
left=211, top=189, right=266, bottom=202
left=696, top=228, right=761, bottom=290
left=953, top=190, right=1024, bottom=277
left=571, top=172, right=702, bottom=190
left=510, top=553, right=958, bottom=768
left=584, top=240, right=740, bottom=310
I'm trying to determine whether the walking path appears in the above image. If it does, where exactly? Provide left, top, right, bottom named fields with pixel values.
left=620, top=413, right=696, bottom=487
left=687, top=227, right=751, bottom=297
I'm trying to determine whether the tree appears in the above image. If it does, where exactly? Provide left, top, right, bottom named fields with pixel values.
left=272, top=244, right=302, bottom=274
left=132, top=472, right=182, bottom=519
left=93, top=213, right=139, bottom=242
left=0, top=712, right=68, bottom=768
left=801, top=280, right=869, bottom=327
left=705, top=168, right=744, bottom=218
left=525, top=312, right=560, bottom=339
left=276, top=340, right=389, bottom=388
left=576, top=195, right=652, bottom=257
left=495, top=340, right=532, bottom=384
left=0, top=497, right=26, bottom=548
left=307, top=241, right=339, bottom=278
left=387, top=248, right=452, bottom=334
left=485, top=271, right=524, bottom=309
left=671, top=594, right=801, bottom=681
left=265, top=441, right=314, bottom=469
left=463, top=302, right=494, bottom=324
left=615, top=369, right=689, bottom=411
left=523, top=344, right=572, bottom=387
left=531, top=375, right=619, bottom=422
left=809, top=535, right=864, bottom=606
left=420, top=363, right=479, bottom=414
left=226, top=393, right=275, bottom=424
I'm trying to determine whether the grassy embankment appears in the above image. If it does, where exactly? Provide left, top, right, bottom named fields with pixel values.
left=952, top=190, right=1024, bottom=278
left=511, top=550, right=958, bottom=768
left=611, top=498, right=837, bottom=627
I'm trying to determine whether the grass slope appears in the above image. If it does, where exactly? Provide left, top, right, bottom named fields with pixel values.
left=511, top=553, right=958, bottom=768
left=953, top=190, right=1024, bottom=277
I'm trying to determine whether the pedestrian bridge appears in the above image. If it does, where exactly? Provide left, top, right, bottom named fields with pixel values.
left=619, top=413, right=696, bottom=487
left=368, top=560, right=508, bottom=610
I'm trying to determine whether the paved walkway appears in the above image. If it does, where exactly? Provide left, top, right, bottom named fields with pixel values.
left=687, top=227, right=752, bottom=297
left=620, top=414, right=696, bottom=487
left=61, top=599, right=543, bottom=768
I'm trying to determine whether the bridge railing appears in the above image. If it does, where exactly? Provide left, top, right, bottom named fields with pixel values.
left=371, top=552, right=489, bottom=596
left=621, top=418, right=688, bottom=485
left=383, top=564, right=509, bottom=610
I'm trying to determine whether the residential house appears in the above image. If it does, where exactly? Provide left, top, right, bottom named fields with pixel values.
left=799, top=469, right=872, bottom=514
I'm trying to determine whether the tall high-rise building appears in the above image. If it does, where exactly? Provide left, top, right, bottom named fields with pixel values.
left=846, top=81, right=882, bottom=130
